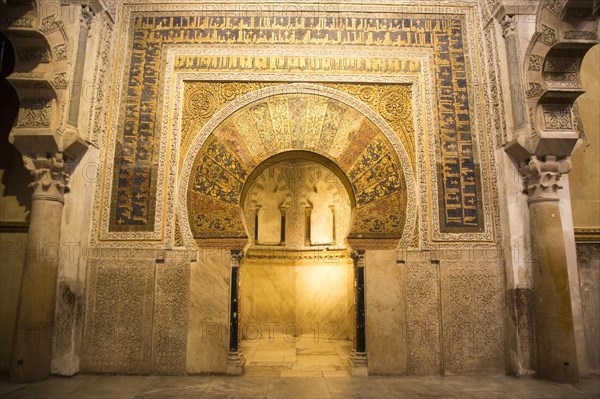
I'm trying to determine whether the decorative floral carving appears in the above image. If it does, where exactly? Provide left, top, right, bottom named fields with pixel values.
left=152, top=254, right=189, bottom=374
left=526, top=83, right=544, bottom=98
left=544, top=57, right=580, bottom=72
left=540, top=25, right=557, bottom=45
left=521, top=155, right=571, bottom=202
left=17, top=48, right=50, bottom=63
left=563, top=30, right=598, bottom=40
left=4, top=17, right=34, bottom=28
left=54, top=44, right=67, bottom=60
left=53, top=72, right=68, bottom=89
left=542, top=0, right=561, bottom=16
left=17, top=99, right=52, bottom=127
left=23, top=153, right=70, bottom=203
left=40, top=14, right=61, bottom=34
left=542, top=104, right=572, bottom=129
left=528, top=54, right=543, bottom=71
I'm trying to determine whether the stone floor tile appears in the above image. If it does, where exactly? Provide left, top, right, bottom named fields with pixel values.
left=1, top=375, right=106, bottom=399
left=135, top=376, right=270, bottom=399
left=322, top=370, right=351, bottom=378
left=66, top=375, right=159, bottom=399
left=267, top=376, right=331, bottom=398
left=325, top=377, right=417, bottom=399
left=0, top=372, right=598, bottom=399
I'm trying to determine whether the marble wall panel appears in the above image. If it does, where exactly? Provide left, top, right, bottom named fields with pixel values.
left=152, top=251, right=190, bottom=375
left=440, top=250, right=505, bottom=373
left=295, top=263, right=352, bottom=340
left=577, top=243, right=600, bottom=372
left=82, top=258, right=155, bottom=373
left=0, top=232, right=27, bottom=372
left=365, top=249, right=407, bottom=375
left=406, top=259, right=441, bottom=375
left=240, top=261, right=296, bottom=337
left=240, top=258, right=352, bottom=341
left=186, top=248, right=230, bottom=374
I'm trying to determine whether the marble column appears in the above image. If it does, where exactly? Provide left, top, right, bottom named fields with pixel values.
left=522, top=156, right=579, bottom=383
left=349, top=250, right=368, bottom=376
left=9, top=154, right=69, bottom=383
left=226, top=249, right=245, bottom=375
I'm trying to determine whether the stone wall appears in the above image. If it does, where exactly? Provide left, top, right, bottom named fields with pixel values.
left=186, top=248, right=230, bottom=374
left=240, top=254, right=353, bottom=342
left=577, top=243, right=600, bottom=373
left=81, top=249, right=189, bottom=374
left=79, top=246, right=506, bottom=376
left=0, top=146, right=31, bottom=372
left=365, top=249, right=505, bottom=376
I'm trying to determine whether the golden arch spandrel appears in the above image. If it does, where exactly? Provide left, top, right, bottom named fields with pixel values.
left=178, top=84, right=417, bottom=250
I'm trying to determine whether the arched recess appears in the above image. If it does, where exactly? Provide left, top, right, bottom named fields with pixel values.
left=522, top=0, right=599, bottom=159
left=240, top=151, right=355, bottom=248
left=178, top=83, right=417, bottom=250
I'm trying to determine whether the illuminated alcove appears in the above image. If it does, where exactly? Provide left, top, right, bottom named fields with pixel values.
left=239, top=153, right=355, bottom=374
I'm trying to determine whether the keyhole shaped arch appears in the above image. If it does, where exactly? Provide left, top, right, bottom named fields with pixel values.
left=178, top=83, right=417, bottom=250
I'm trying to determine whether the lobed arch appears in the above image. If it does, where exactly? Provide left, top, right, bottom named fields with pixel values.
left=178, top=83, right=418, bottom=250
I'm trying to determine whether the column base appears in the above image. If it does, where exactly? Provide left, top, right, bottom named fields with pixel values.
left=226, top=351, right=246, bottom=375
left=347, top=350, right=368, bottom=376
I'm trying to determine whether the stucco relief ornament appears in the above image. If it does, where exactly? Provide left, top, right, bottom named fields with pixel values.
left=24, top=153, right=70, bottom=203
left=520, top=155, right=571, bottom=203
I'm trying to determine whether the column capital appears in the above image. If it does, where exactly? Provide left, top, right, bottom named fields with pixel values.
left=520, top=155, right=571, bottom=203
left=23, top=153, right=70, bottom=203
left=351, top=249, right=366, bottom=267
left=81, top=5, right=96, bottom=29
left=500, top=14, right=517, bottom=39
left=230, top=249, right=243, bottom=267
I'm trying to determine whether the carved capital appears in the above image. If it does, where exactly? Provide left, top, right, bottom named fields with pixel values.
left=501, top=14, right=517, bottom=39
left=230, top=249, right=243, bottom=267
left=81, top=5, right=96, bottom=29
left=23, top=153, right=70, bottom=203
left=351, top=249, right=366, bottom=268
left=520, top=155, right=571, bottom=203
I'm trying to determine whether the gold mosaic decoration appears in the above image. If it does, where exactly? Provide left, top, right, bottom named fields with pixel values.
left=181, top=82, right=415, bottom=168
left=109, top=12, right=483, bottom=235
left=186, top=91, right=408, bottom=240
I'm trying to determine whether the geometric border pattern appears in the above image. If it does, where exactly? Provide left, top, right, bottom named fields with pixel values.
left=92, top=2, right=498, bottom=248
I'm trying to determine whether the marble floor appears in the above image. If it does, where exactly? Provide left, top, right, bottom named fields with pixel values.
left=1, top=372, right=598, bottom=399
left=240, top=335, right=353, bottom=377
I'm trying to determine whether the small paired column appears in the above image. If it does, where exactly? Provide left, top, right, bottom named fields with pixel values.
left=522, top=156, right=579, bottom=383
left=226, top=249, right=246, bottom=375
left=349, top=250, right=368, bottom=376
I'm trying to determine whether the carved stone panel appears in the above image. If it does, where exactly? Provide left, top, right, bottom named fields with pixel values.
left=82, top=258, right=155, bottom=373
left=440, top=250, right=504, bottom=372
left=406, top=260, right=441, bottom=375
left=152, top=253, right=190, bottom=375
left=542, top=104, right=573, bottom=130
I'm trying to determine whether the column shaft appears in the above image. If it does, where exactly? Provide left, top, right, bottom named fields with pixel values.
left=524, top=156, right=579, bottom=383
left=9, top=155, right=68, bottom=382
